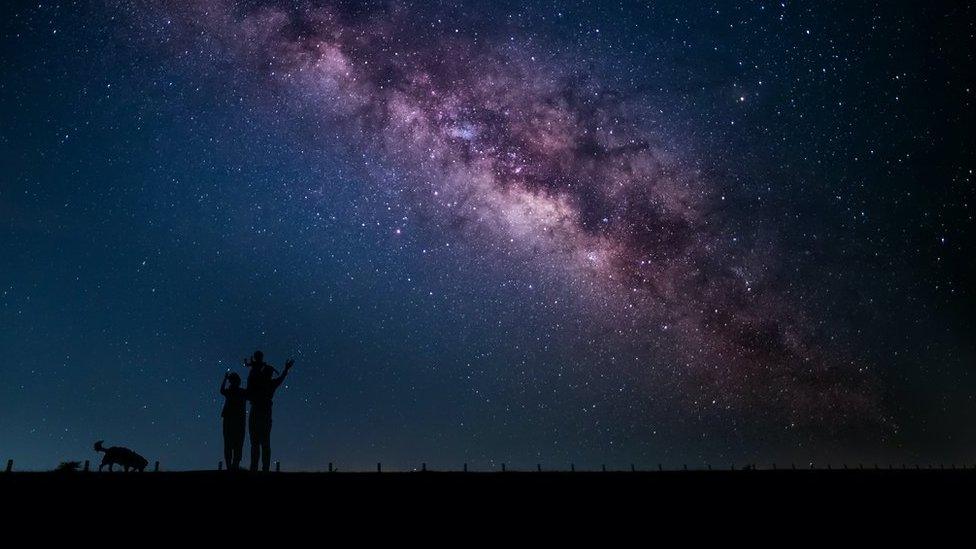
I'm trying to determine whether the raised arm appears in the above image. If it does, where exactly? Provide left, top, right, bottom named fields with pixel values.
left=220, top=373, right=229, bottom=396
left=271, top=359, right=294, bottom=390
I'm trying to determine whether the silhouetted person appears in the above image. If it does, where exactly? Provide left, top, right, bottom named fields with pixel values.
left=244, top=350, right=294, bottom=472
left=220, top=371, right=247, bottom=470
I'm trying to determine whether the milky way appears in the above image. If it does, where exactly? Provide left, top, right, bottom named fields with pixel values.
left=143, top=0, right=885, bottom=430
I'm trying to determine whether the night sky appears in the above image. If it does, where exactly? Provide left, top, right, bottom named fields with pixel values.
left=1, top=1, right=973, bottom=471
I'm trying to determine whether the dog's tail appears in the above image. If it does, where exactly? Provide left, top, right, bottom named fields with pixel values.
left=94, top=440, right=106, bottom=453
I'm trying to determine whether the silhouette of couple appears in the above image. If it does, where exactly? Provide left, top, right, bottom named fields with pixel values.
left=220, top=350, right=294, bottom=471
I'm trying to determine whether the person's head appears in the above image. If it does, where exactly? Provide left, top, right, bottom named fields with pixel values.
left=252, top=350, right=264, bottom=363
left=226, top=372, right=241, bottom=388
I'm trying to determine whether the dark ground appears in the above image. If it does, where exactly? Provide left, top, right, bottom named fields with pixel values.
left=3, top=470, right=971, bottom=537
left=4, top=469, right=974, bottom=513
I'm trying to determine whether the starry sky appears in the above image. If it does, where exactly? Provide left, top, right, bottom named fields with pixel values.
left=1, top=1, right=973, bottom=471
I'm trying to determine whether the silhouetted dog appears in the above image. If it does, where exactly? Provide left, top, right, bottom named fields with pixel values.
left=94, top=440, right=149, bottom=472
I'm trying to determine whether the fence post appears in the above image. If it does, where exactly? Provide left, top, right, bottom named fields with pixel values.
left=602, top=464, right=607, bottom=472
left=772, top=463, right=777, bottom=470
left=276, top=461, right=281, bottom=473
left=463, top=463, right=468, bottom=473
left=5, top=459, right=12, bottom=473
left=571, top=463, right=575, bottom=472
left=682, top=464, right=687, bottom=471
left=218, top=460, right=224, bottom=471
left=501, top=463, right=506, bottom=472
left=659, top=463, right=663, bottom=472
left=154, top=461, right=159, bottom=472
left=422, top=463, right=427, bottom=472
left=632, top=464, right=637, bottom=472
left=536, top=464, right=541, bottom=472
left=328, top=462, right=333, bottom=473
left=377, top=462, right=382, bottom=473
left=84, top=460, right=90, bottom=472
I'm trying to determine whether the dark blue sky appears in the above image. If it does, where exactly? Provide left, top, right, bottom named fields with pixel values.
left=1, top=1, right=973, bottom=470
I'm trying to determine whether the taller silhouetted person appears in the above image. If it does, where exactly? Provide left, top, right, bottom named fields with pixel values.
left=244, top=350, right=294, bottom=472
left=219, top=371, right=247, bottom=470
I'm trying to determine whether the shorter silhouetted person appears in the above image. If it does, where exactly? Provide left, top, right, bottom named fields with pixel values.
left=220, top=371, right=247, bottom=470
left=245, top=350, right=294, bottom=472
